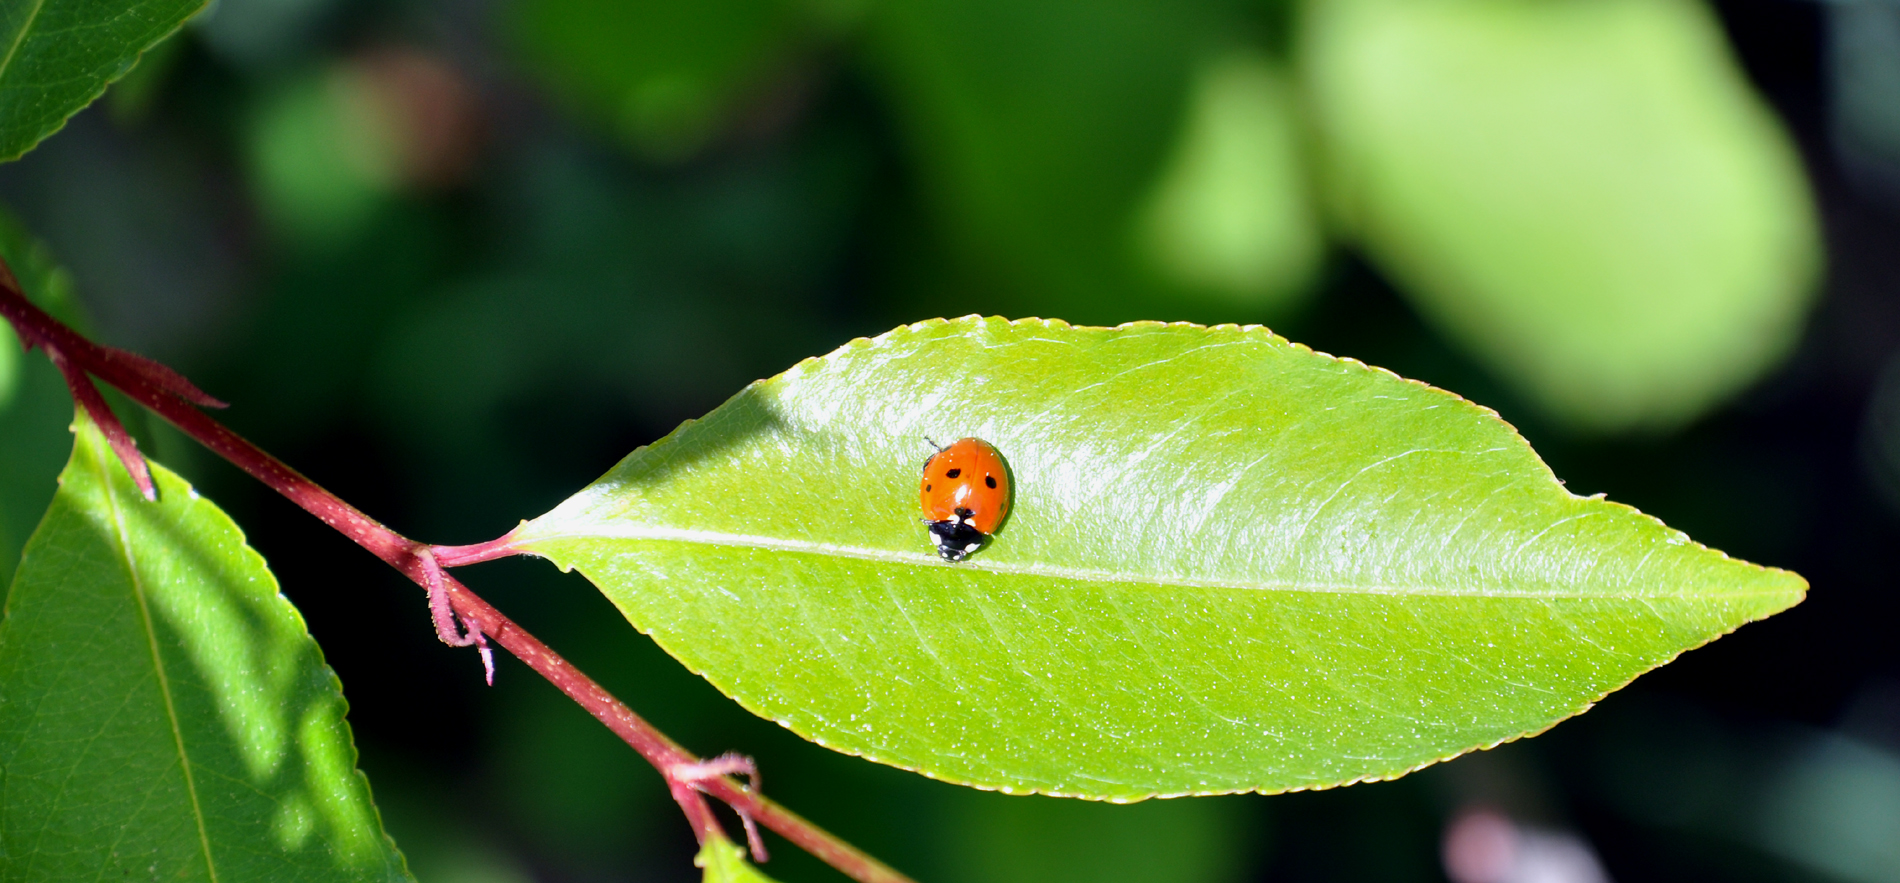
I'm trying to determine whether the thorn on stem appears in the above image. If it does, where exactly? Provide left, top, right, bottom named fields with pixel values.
left=671, top=753, right=769, bottom=863
left=95, top=346, right=228, bottom=408
left=49, top=348, right=156, bottom=501
left=1, top=258, right=225, bottom=411
left=418, top=548, right=495, bottom=685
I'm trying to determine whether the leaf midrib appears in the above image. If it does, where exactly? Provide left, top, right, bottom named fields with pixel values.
left=518, top=523, right=1796, bottom=600
left=0, top=0, right=47, bottom=88
left=95, top=441, right=220, bottom=883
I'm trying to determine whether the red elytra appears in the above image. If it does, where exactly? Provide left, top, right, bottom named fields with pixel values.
left=919, top=437, right=1011, bottom=561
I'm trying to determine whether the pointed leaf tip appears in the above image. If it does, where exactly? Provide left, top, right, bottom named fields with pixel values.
left=98, top=344, right=229, bottom=408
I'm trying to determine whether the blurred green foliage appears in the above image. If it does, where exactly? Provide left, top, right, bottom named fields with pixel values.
left=500, top=0, right=1821, bottom=430
left=0, top=0, right=1861, bottom=879
left=940, top=792, right=1252, bottom=883
left=1136, top=51, right=1322, bottom=312
left=248, top=68, right=405, bottom=247
left=869, top=0, right=1222, bottom=323
left=1304, top=0, right=1820, bottom=432
left=508, top=0, right=829, bottom=160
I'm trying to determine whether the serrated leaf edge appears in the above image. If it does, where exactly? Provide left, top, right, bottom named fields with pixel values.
left=0, top=1, right=210, bottom=162
left=9, top=419, right=419, bottom=874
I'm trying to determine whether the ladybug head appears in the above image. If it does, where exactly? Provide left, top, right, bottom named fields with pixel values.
left=927, top=518, right=986, bottom=562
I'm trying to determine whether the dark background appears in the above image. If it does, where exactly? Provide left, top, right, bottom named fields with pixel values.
left=1, top=0, right=1896, bottom=881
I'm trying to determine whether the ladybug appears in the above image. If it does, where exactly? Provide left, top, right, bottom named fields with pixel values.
left=919, top=437, right=1011, bottom=561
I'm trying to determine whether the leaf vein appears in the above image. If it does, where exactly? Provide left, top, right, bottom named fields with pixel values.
left=522, top=528, right=1789, bottom=600
left=95, top=446, right=220, bottom=883
left=0, top=0, right=48, bottom=88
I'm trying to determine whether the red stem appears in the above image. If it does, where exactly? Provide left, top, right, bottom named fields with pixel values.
left=0, top=276, right=914, bottom=883
left=432, top=533, right=523, bottom=567
left=44, top=347, right=156, bottom=500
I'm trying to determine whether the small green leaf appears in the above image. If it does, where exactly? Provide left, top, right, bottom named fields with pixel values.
left=1302, top=0, right=1821, bottom=432
left=515, top=317, right=1804, bottom=800
left=696, top=833, right=781, bottom=883
left=0, top=0, right=209, bottom=161
left=0, top=417, right=412, bottom=881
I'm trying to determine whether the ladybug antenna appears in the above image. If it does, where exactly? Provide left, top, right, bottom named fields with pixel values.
left=924, top=436, right=943, bottom=452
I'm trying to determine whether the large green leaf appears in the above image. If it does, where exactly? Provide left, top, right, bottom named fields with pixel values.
left=0, top=0, right=208, bottom=161
left=0, top=417, right=412, bottom=881
left=1301, top=0, right=1820, bottom=432
left=514, top=317, right=1803, bottom=800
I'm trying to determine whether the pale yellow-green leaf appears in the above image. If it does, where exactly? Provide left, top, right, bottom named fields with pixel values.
left=516, top=317, right=1804, bottom=799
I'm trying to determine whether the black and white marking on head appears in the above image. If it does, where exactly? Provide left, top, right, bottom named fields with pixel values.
left=927, top=518, right=987, bottom=562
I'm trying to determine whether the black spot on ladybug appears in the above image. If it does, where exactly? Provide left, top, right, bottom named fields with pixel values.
left=984, top=475, right=997, bottom=488
left=946, top=468, right=961, bottom=479
left=925, top=484, right=932, bottom=491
